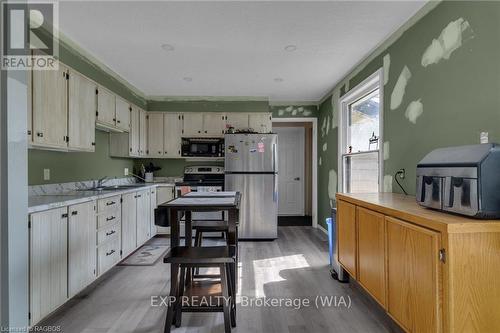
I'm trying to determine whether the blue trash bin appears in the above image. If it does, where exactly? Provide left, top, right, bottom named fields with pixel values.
left=326, top=209, right=349, bottom=282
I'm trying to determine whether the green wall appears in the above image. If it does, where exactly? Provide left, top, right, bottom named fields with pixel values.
left=317, top=1, right=500, bottom=227
left=29, top=131, right=134, bottom=185
left=148, top=99, right=269, bottom=113
left=269, top=104, right=318, bottom=118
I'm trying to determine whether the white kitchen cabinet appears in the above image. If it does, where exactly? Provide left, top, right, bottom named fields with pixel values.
left=97, top=237, right=121, bottom=276
left=31, top=63, right=68, bottom=149
left=139, top=109, right=148, bottom=156
left=203, top=113, right=226, bottom=136
left=156, top=186, right=175, bottom=234
left=121, top=192, right=137, bottom=258
left=150, top=187, right=157, bottom=237
left=136, top=190, right=151, bottom=246
left=147, top=113, right=165, bottom=157
left=96, top=85, right=116, bottom=129
left=68, top=201, right=96, bottom=298
left=29, top=207, right=68, bottom=325
left=115, top=96, right=131, bottom=132
left=163, top=113, right=182, bottom=157
left=67, top=70, right=96, bottom=151
left=225, top=113, right=249, bottom=131
left=182, top=113, right=204, bottom=136
left=249, top=113, right=272, bottom=133
left=129, top=106, right=140, bottom=156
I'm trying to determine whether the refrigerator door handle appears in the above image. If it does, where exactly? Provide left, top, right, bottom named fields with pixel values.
left=273, top=174, right=278, bottom=202
left=272, top=143, right=277, bottom=172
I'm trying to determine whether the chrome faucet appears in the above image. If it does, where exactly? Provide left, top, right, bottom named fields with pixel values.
left=95, top=176, right=109, bottom=188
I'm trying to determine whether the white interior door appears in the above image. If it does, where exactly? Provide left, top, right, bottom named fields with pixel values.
left=275, top=127, right=305, bottom=216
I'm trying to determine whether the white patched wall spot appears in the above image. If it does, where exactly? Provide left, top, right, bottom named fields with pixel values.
left=405, top=99, right=424, bottom=124
left=319, top=156, right=322, bottom=166
left=328, top=169, right=338, bottom=207
left=384, top=175, right=393, bottom=192
left=390, top=65, right=412, bottom=110
left=383, top=54, right=391, bottom=86
left=323, top=142, right=328, bottom=152
left=421, top=18, right=474, bottom=67
left=383, top=141, right=390, bottom=161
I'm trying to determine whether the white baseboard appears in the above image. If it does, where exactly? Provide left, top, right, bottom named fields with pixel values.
left=317, top=224, right=328, bottom=235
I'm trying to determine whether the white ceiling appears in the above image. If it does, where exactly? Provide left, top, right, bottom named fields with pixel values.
left=59, top=1, right=426, bottom=102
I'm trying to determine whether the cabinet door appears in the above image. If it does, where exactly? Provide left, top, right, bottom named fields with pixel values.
left=139, top=109, right=148, bottom=156
left=68, top=71, right=96, bottom=151
left=386, top=216, right=441, bottom=333
left=225, top=113, right=249, bottom=131
left=129, top=106, right=140, bottom=156
left=32, top=63, right=68, bottom=148
left=163, top=113, right=182, bottom=157
left=96, top=86, right=115, bottom=126
left=30, top=207, right=68, bottom=325
left=337, top=200, right=357, bottom=278
left=203, top=113, right=225, bottom=136
left=68, top=201, right=96, bottom=298
left=150, top=188, right=157, bottom=237
left=136, top=190, right=151, bottom=246
left=115, top=96, right=131, bottom=132
left=147, top=113, right=164, bottom=157
left=182, top=113, right=203, bottom=136
left=121, top=193, right=137, bottom=257
left=156, top=186, right=175, bottom=234
left=249, top=113, right=272, bottom=133
left=357, top=207, right=386, bottom=307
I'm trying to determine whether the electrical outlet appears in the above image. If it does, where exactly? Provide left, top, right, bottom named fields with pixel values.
left=124, top=168, right=129, bottom=176
left=480, top=132, right=489, bottom=144
left=43, top=169, right=50, bottom=181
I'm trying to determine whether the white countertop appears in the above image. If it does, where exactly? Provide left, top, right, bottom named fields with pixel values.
left=29, top=182, right=175, bottom=214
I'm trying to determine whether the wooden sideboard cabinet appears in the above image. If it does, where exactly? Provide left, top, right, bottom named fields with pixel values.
left=336, top=192, right=500, bottom=333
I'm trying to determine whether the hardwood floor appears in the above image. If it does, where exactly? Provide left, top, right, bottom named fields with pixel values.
left=40, top=227, right=398, bottom=333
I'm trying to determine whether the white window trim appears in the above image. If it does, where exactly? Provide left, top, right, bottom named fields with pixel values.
left=337, top=69, right=384, bottom=193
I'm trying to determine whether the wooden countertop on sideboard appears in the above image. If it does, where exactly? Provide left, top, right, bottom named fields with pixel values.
left=336, top=192, right=500, bottom=234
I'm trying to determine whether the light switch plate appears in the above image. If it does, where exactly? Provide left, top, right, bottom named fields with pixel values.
left=124, top=168, right=129, bottom=176
left=480, top=132, right=489, bottom=144
left=43, top=169, right=50, bottom=180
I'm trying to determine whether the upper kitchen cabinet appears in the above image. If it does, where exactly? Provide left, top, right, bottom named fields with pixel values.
left=203, top=113, right=226, bottom=136
left=31, top=63, right=68, bottom=150
left=249, top=113, right=272, bottom=133
left=225, top=113, right=249, bottom=131
left=115, top=96, right=131, bottom=132
left=109, top=104, right=143, bottom=158
left=164, top=113, right=182, bottom=158
left=182, top=113, right=204, bottom=136
left=147, top=112, right=165, bottom=157
left=67, top=70, right=96, bottom=151
left=96, top=86, right=116, bottom=129
left=139, top=109, right=148, bottom=156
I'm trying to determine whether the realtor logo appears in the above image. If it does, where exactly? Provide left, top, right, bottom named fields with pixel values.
left=1, top=1, right=59, bottom=70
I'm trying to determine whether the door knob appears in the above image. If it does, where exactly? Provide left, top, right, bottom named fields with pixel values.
left=294, top=177, right=300, bottom=181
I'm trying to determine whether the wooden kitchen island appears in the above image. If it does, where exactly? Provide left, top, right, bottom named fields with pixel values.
left=336, top=192, right=500, bottom=333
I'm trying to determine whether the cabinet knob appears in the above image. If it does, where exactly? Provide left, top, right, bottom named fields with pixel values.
left=36, top=132, right=44, bottom=137
left=71, top=211, right=78, bottom=216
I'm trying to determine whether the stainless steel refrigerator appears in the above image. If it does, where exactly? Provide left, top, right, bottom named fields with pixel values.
left=224, top=133, right=278, bottom=239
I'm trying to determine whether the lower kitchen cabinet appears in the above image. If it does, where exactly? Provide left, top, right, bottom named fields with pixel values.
left=68, top=201, right=97, bottom=298
left=386, top=216, right=441, bottom=333
left=136, top=190, right=151, bottom=246
left=150, top=187, right=158, bottom=237
left=337, top=200, right=357, bottom=278
left=121, top=192, right=137, bottom=258
left=29, top=207, right=68, bottom=325
left=357, top=207, right=386, bottom=307
left=97, top=236, right=121, bottom=275
left=155, top=185, right=175, bottom=234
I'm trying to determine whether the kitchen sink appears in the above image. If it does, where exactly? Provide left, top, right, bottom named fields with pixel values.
left=76, top=184, right=147, bottom=191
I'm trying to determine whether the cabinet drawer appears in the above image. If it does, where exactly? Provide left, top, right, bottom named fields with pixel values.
left=97, top=221, right=121, bottom=245
left=97, top=237, right=121, bottom=275
left=97, top=209, right=121, bottom=229
left=97, top=195, right=121, bottom=212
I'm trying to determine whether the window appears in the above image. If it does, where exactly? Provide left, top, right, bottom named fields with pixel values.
left=339, top=70, right=383, bottom=193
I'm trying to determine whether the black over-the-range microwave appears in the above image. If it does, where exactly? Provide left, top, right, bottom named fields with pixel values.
left=181, top=138, right=225, bottom=157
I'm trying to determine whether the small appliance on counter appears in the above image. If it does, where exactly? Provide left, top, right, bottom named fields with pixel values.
left=416, top=143, right=500, bottom=218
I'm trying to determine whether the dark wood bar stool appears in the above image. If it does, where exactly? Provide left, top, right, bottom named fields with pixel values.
left=163, top=246, right=237, bottom=333
left=193, top=220, right=229, bottom=247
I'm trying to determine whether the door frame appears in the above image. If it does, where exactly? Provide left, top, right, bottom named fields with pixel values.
left=272, top=117, right=318, bottom=229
